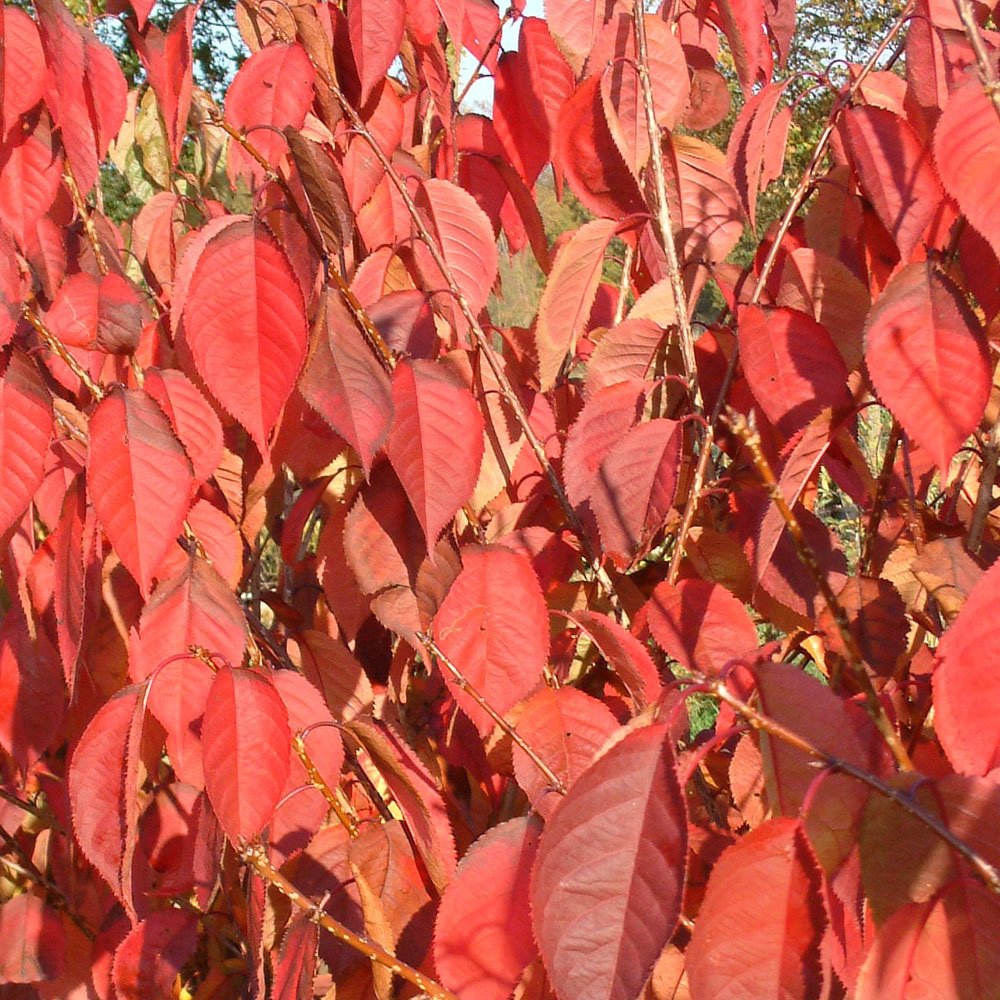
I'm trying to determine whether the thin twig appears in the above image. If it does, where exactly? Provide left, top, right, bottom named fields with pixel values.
left=969, top=422, right=1000, bottom=553
left=666, top=3, right=914, bottom=583
left=632, top=0, right=702, bottom=413
left=702, top=676, right=1000, bottom=896
left=292, top=731, right=360, bottom=837
left=727, top=409, right=913, bottom=771
left=22, top=304, right=105, bottom=400
left=63, top=163, right=109, bottom=277
left=241, top=842, right=461, bottom=1000
left=418, top=632, right=567, bottom=795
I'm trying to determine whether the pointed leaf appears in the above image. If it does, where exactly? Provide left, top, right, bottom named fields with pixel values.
left=87, top=386, right=194, bottom=596
left=532, top=723, right=687, bottom=1000
left=201, top=666, right=291, bottom=845
left=591, top=417, right=682, bottom=567
left=0, top=607, right=65, bottom=773
left=511, top=686, right=618, bottom=819
left=934, top=73, right=1000, bottom=259
left=348, top=0, right=405, bottom=106
left=536, top=218, right=618, bottom=390
left=686, top=819, right=827, bottom=1000
left=433, top=546, right=548, bottom=736
left=646, top=578, right=758, bottom=676
left=844, top=105, right=944, bottom=261
left=299, top=288, right=392, bottom=475
left=739, top=305, right=852, bottom=438
left=415, top=178, right=498, bottom=318
left=0, top=8, right=46, bottom=139
left=179, top=217, right=308, bottom=455
left=934, top=556, right=1000, bottom=775
left=225, top=43, right=316, bottom=185
left=112, top=911, right=198, bottom=1000
left=386, top=359, right=484, bottom=549
left=0, top=350, right=53, bottom=539
left=0, top=894, right=66, bottom=984
left=864, top=261, right=990, bottom=471
left=435, top=817, right=543, bottom=1000
left=545, top=0, right=614, bottom=76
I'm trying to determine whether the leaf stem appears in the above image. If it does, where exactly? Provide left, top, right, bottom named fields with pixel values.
left=666, top=1, right=914, bottom=584
left=240, top=842, right=461, bottom=1000
left=418, top=632, right=567, bottom=795
left=701, top=676, right=1000, bottom=896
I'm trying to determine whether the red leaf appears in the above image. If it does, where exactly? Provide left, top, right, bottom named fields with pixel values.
left=0, top=116, right=63, bottom=250
left=129, top=5, right=196, bottom=163
left=844, top=105, right=944, bottom=261
left=511, top=686, right=618, bottom=819
left=756, top=659, right=884, bottom=872
left=562, top=609, right=662, bottom=708
left=433, top=546, right=548, bottom=735
left=0, top=894, right=66, bottom=983
left=554, top=75, right=645, bottom=221
left=45, top=272, right=144, bottom=354
left=856, top=880, right=1000, bottom=1000
left=414, top=178, right=498, bottom=319
left=727, top=81, right=789, bottom=230
left=591, top=13, right=689, bottom=175
left=435, top=817, right=543, bottom=1000
left=933, top=556, right=1000, bottom=775
left=201, top=667, right=291, bottom=845
left=0, top=350, right=53, bottom=539
left=111, top=910, right=198, bottom=1000
left=563, top=379, right=648, bottom=509
left=864, top=261, right=989, bottom=471
left=532, top=723, right=686, bottom=1000
left=142, top=367, right=224, bottom=486
left=714, top=0, right=768, bottom=92
left=585, top=318, right=664, bottom=396
left=646, top=578, right=758, bottom=676
left=385, top=360, right=484, bottom=549
left=493, top=18, right=574, bottom=188
left=68, top=684, right=144, bottom=903
left=738, top=305, right=852, bottom=438
left=535, top=218, right=619, bottom=390
left=178, top=217, right=309, bottom=455
left=146, top=657, right=212, bottom=788
left=0, top=606, right=65, bottom=774
left=225, top=43, right=316, bottom=185
left=348, top=0, right=405, bottom=106
left=87, top=386, right=194, bottom=596
left=299, top=288, right=392, bottom=476
left=129, top=557, right=247, bottom=682
left=590, top=417, right=682, bottom=567
left=544, top=0, right=614, bottom=76
left=35, top=0, right=127, bottom=193
left=934, top=73, right=1000, bottom=259
left=0, top=7, right=46, bottom=139
left=686, top=819, right=827, bottom=1000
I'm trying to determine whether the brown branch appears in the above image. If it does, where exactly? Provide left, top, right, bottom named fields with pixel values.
left=666, top=2, right=915, bottom=584
left=953, top=0, right=1000, bottom=121
left=702, top=675, right=1000, bottom=897
left=22, top=304, right=105, bottom=400
left=969, top=422, right=1000, bottom=553
left=240, top=842, right=461, bottom=1000
left=727, top=409, right=913, bottom=771
left=632, top=1, right=702, bottom=413
left=291, top=731, right=360, bottom=837
left=860, top=417, right=902, bottom=574
left=418, top=632, right=567, bottom=795
left=63, top=163, right=109, bottom=277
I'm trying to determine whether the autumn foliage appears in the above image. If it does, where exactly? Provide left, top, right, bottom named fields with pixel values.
left=2, top=0, right=1000, bottom=996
